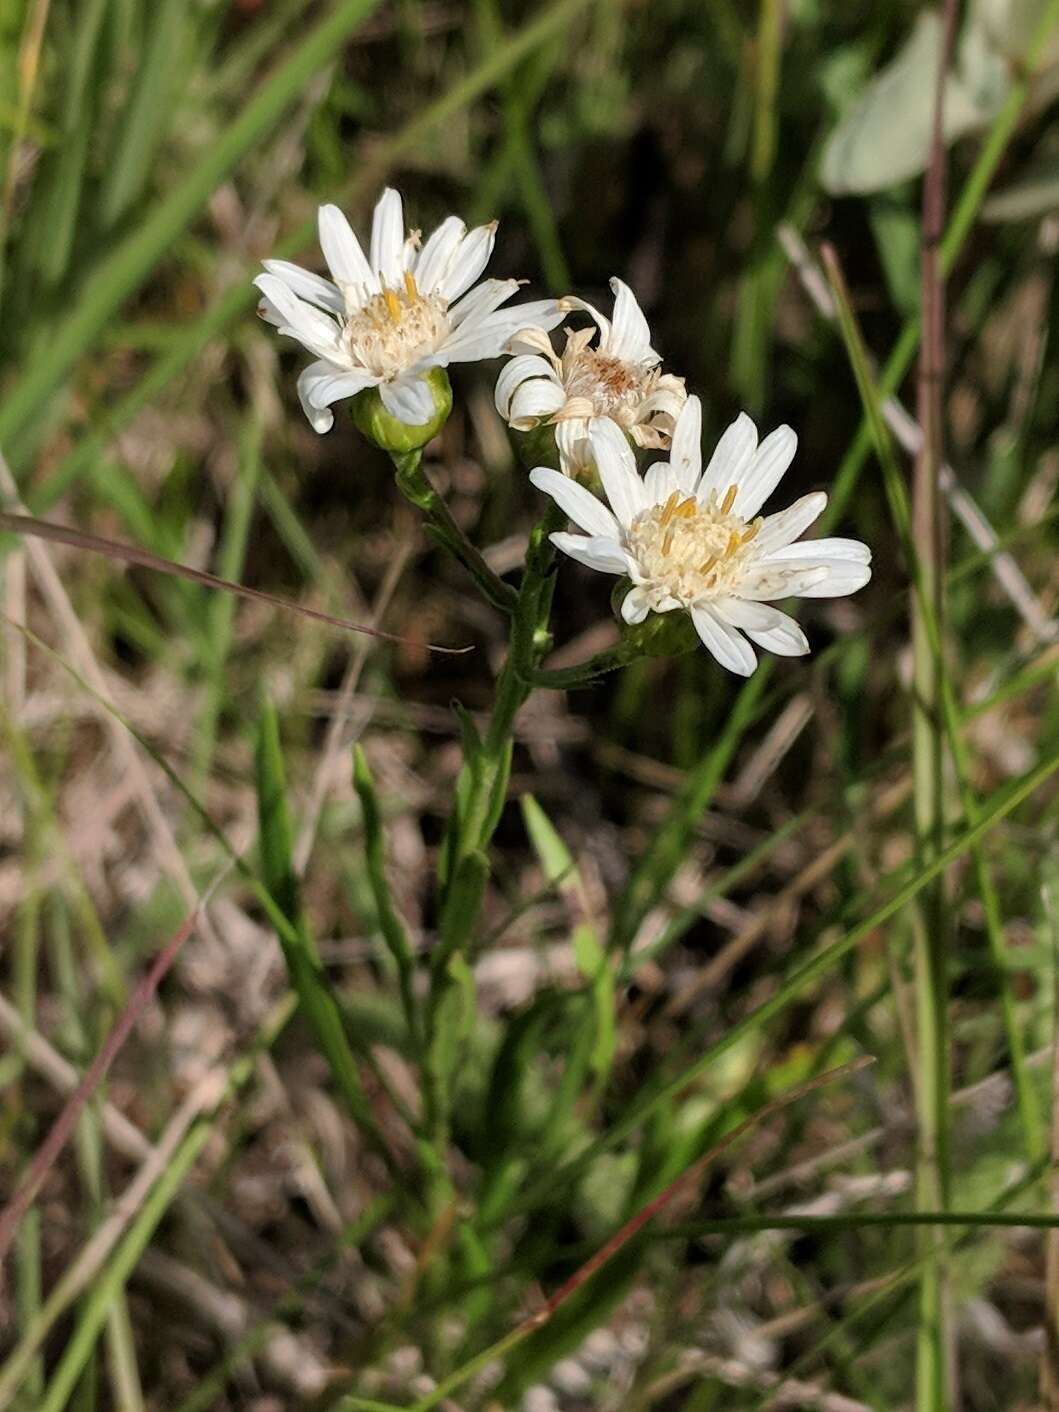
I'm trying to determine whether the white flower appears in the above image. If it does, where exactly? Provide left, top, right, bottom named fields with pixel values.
left=255, top=188, right=563, bottom=433
left=494, top=277, right=686, bottom=474
left=529, top=397, right=872, bottom=676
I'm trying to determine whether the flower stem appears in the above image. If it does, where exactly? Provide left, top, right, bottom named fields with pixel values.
left=391, top=451, right=518, bottom=614
left=421, top=502, right=560, bottom=1166
left=524, top=639, right=647, bottom=690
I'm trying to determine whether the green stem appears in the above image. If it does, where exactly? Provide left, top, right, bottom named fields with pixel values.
left=421, top=501, right=560, bottom=1166
left=353, top=744, right=421, bottom=1053
left=525, top=639, right=648, bottom=690
left=446, top=501, right=560, bottom=877
left=392, top=451, right=518, bottom=614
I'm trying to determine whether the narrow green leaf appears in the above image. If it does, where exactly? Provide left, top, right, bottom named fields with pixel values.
left=99, top=0, right=196, bottom=227
left=425, top=952, right=476, bottom=1134
left=437, top=849, right=490, bottom=966
left=22, top=0, right=109, bottom=289
left=255, top=697, right=303, bottom=936
left=823, top=246, right=1045, bottom=1166
left=353, top=744, right=419, bottom=1046
left=521, top=793, right=577, bottom=888
left=573, top=925, right=615, bottom=1081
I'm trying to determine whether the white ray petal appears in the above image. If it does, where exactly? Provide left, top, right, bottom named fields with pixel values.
left=669, top=396, right=702, bottom=495
left=438, top=222, right=497, bottom=302
left=508, top=377, right=566, bottom=427
left=414, top=216, right=466, bottom=294
left=590, top=418, right=649, bottom=529
left=317, top=205, right=375, bottom=293
left=549, top=532, right=631, bottom=574
left=435, top=301, right=563, bottom=363
left=559, top=294, right=611, bottom=344
left=253, top=274, right=344, bottom=361
left=370, top=188, right=405, bottom=286
left=736, top=564, right=832, bottom=600
left=297, top=363, right=378, bottom=432
left=697, top=412, right=758, bottom=502
left=257, top=293, right=283, bottom=328
left=555, top=418, right=590, bottom=474
left=797, top=563, right=873, bottom=597
left=262, top=259, right=344, bottom=314
left=690, top=605, right=758, bottom=675
left=529, top=466, right=620, bottom=538
left=755, top=492, right=828, bottom=553
left=379, top=374, right=437, bottom=426
left=763, top=536, right=872, bottom=565
left=449, top=278, right=520, bottom=329
left=605, top=278, right=656, bottom=363
left=505, top=325, right=557, bottom=358
left=713, top=598, right=809, bottom=656
left=733, top=425, right=798, bottom=518
left=621, top=586, right=651, bottom=623
left=638, top=380, right=687, bottom=424
left=494, top=355, right=561, bottom=419
left=644, top=460, right=679, bottom=502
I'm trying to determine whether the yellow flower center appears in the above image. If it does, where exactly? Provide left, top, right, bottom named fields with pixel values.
left=343, top=272, right=448, bottom=378
left=626, top=487, right=762, bottom=606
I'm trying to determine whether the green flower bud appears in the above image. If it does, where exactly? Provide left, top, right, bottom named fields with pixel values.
left=350, top=367, right=453, bottom=453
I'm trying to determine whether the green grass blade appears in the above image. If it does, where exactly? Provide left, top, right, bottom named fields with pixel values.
left=98, top=0, right=197, bottom=228
left=471, top=0, right=569, bottom=291
left=0, top=0, right=385, bottom=455
left=20, top=0, right=109, bottom=291
left=353, top=743, right=419, bottom=1048
left=193, top=415, right=265, bottom=785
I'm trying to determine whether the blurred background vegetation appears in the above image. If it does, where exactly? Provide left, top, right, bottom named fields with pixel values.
left=3, top=1, right=1059, bottom=1408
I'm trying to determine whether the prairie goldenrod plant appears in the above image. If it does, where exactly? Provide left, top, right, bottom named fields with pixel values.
left=4, top=6, right=1059, bottom=1412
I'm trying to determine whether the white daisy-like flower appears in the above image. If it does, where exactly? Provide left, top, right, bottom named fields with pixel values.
left=529, top=397, right=872, bottom=676
left=494, top=277, right=686, bottom=474
left=254, top=188, right=563, bottom=433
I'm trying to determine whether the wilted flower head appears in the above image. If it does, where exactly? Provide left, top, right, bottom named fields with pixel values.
left=530, top=397, right=872, bottom=676
left=495, top=278, right=685, bottom=475
left=255, top=188, right=563, bottom=437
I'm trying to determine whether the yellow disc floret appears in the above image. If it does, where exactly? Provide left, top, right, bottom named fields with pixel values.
left=626, top=487, right=762, bottom=609
left=342, top=271, right=448, bottom=379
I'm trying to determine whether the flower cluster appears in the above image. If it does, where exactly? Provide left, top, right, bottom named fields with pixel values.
left=257, top=189, right=870, bottom=675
